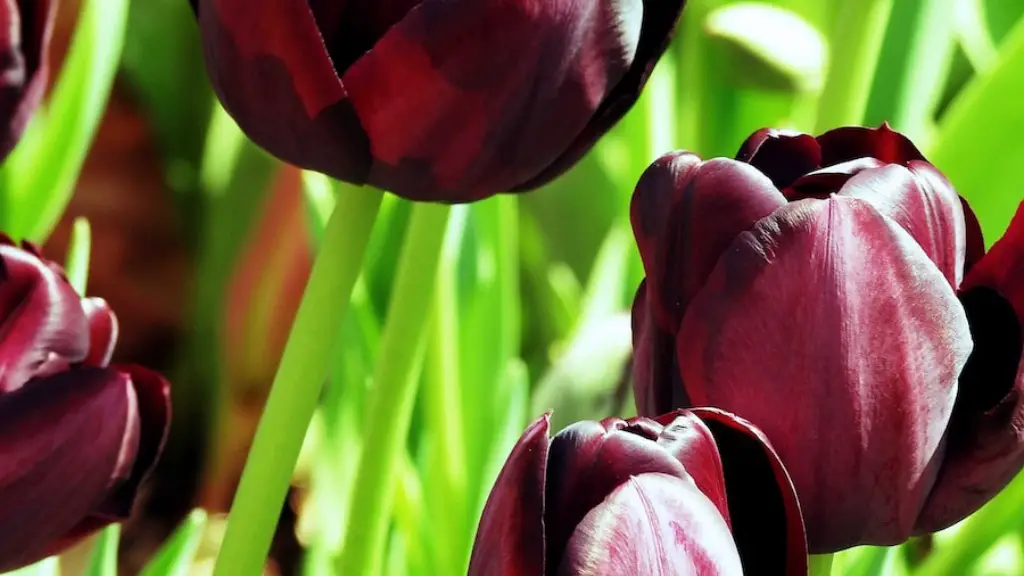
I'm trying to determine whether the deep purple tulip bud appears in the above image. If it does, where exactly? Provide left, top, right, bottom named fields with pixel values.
left=468, top=409, right=806, bottom=575
left=0, top=237, right=171, bottom=572
left=189, top=0, right=686, bottom=203
left=630, top=124, right=1024, bottom=552
left=0, top=0, right=54, bottom=160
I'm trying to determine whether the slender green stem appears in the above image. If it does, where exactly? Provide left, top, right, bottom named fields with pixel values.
left=64, top=218, right=92, bottom=295
left=339, top=203, right=452, bottom=576
left=809, top=553, right=835, bottom=576
left=889, top=0, right=956, bottom=141
left=815, top=0, right=894, bottom=131
left=212, top=186, right=383, bottom=576
left=423, top=206, right=468, bottom=574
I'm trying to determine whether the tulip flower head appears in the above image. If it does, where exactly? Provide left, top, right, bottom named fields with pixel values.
left=0, top=237, right=171, bottom=571
left=189, top=0, right=687, bottom=202
left=0, top=0, right=54, bottom=160
left=468, top=409, right=806, bottom=575
left=630, top=124, right=1024, bottom=552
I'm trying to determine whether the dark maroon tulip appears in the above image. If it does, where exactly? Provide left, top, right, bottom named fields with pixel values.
left=0, top=236, right=171, bottom=572
left=0, top=0, right=54, bottom=160
left=189, top=0, right=685, bottom=203
left=630, top=124, right=1024, bottom=553
left=468, top=409, right=806, bottom=575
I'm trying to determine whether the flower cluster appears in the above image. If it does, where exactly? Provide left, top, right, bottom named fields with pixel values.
left=471, top=125, right=1023, bottom=571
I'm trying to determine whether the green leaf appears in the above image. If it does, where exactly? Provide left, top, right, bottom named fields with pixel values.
left=139, top=510, right=208, bottom=576
left=705, top=2, right=828, bottom=94
left=63, top=218, right=91, bottom=296
left=928, top=15, right=1024, bottom=242
left=121, top=0, right=212, bottom=197
left=0, top=0, right=130, bottom=241
left=82, top=525, right=120, bottom=576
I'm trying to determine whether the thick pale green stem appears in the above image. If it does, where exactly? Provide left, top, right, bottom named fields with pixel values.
left=212, top=186, right=383, bottom=576
left=424, top=206, right=469, bottom=574
left=809, top=553, right=835, bottom=576
left=815, top=0, right=894, bottom=131
left=339, top=203, right=452, bottom=576
left=889, top=0, right=957, bottom=141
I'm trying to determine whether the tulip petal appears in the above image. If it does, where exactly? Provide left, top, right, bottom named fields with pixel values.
left=342, top=0, right=644, bottom=201
left=916, top=202, right=1024, bottom=531
left=513, top=0, right=689, bottom=191
left=195, top=0, right=371, bottom=183
left=81, top=298, right=118, bottom=367
left=0, top=368, right=138, bottom=572
left=648, top=410, right=730, bottom=525
left=676, top=197, right=970, bottom=551
left=631, top=152, right=704, bottom=281
left=99, top=365, right=171, bottom=517
left=816, top=124, right=926, bottom=166
left=307, top=0, right=421, bottom=72
left=468, top=414, right=549, bottom=576
left=557, top=473, right=743, bottom=576
left=735, top=128, right=821, bottom=189
left=631, top=156, right=787, bottom=332
left=631, top=279, right=691, bottom=416
left=787, top=157, right=885, bottom=200
left=690, top=408, right=807, bottom=575
left=0, top=0, right=54, bottom=160
left=834, top=163, right=967, bottom=288
left=0, top=243, right=89, bottom=393
left=544, top=418, right=695, bottom=570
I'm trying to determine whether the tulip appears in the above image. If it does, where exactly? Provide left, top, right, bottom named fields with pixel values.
left=468, top=409, right=806, bottom=575
left=0, top=0, right=54, bottom=160
left=0, top=236, right=171, bottom=571
left=630, top=124, right=1024, bottom=552
left=189, top=0, right=686, bottom=203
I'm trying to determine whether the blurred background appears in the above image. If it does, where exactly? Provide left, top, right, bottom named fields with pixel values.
left=16, top=0, right=1024, bottom=574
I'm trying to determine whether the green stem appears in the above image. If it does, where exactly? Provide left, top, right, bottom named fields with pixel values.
left=424, top=206, right=468, bottom=574
left=889, top=0, right=957, bottom=141
left=212, top=186, right=383, bottom=576
left=815, top=0, right=895, bottom=131
left=64, top=218, right=92, bottom=295
left=809, top=553, right=835, bottom=576
left=339, top=203, right=452, bottom=576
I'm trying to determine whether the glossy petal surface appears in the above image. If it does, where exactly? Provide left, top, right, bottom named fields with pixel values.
left=834, top=163, right=966, bottom=288
left=0, top=368, right=137, bottom=572
left=343, top=0, right=643, bottom=201
left=557, top=473, right=742, bottom=576
left=195, top=0, right=685, bottom=201
left=917, top=202, right=1024, bottom=531
left=196, top=0, right=372, bottom=185
left=81, top=298, right=118, bottom=367
left=467, top=414, right=549, bottom=576
left=544, top=418, right=692, bottom=568
left=676, top=197, right=970, bottom=551
left=0, top=242, right=89, bottom=392
left=630, top=155, right=786, bottom=332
